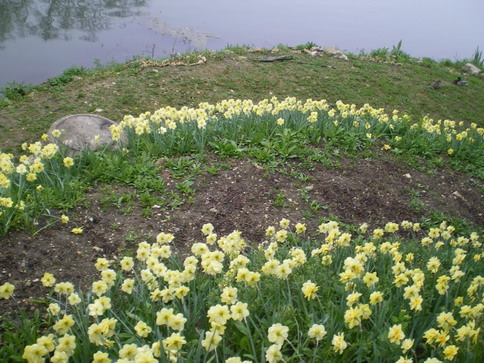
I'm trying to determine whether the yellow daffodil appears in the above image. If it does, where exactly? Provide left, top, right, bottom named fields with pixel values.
left=63, top=157, right=74, bottom=167
left=388, top=324, right=405, bottom=345
left=0, top=282, right=14, bottom=299
left=267, top=323, right=289, bottom=346
left=265, top=344, right=283, bottom=363
left=207, top=304, right=231, bottom=326
left=301, top=280, right=319, bottom=300
left=332, top=332, right=348, bottom=354
left=71, top=227, right=83, bottom=235
left=134, top=321, right=152, bottom=337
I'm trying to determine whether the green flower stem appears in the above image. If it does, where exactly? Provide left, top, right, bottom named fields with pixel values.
left=244, top=317, right=258, bottom=360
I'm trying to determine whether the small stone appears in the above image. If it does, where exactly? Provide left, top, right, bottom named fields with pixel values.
left=404, top=173, right=412, bottom=179
left=335, top=53, right=349, bottom=61
left=452, top=191, right=467, bottom=202
left=303, top=49, right=318, bottom=56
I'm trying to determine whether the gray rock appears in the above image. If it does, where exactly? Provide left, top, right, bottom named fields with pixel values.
left=462, top=63, right=481, bottom=75
left=322, top=46, right=340, bottom=55
left=309, top=46, right=324, bottom=52
left=48, top=114, right=125, bottom=153
left=321, top=46, right=349, bottom=61
left=303, top=49, right=318, bottom=57
left=335, top=53, right=349, bottom=61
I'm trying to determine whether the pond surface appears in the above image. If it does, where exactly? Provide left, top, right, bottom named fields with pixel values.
left=1, top=0, right=483, bottom=88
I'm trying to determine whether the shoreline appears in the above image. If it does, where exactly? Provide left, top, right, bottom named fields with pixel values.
left=1, top=44, right=483, bottom=91
left=0, top=45, right=483, bottom=152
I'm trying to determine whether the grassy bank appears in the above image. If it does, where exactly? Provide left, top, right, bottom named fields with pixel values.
left=0, top=45, right=483, bottom=152
left=0, top=45, right=483, bottom=363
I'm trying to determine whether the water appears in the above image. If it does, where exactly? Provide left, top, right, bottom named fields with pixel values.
left=1, top=0, right=483, bottom=89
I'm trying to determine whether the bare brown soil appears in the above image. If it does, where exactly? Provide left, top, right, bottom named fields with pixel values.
left=1, top=155, right=483, bottom=316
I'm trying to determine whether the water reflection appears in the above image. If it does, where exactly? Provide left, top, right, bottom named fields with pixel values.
left=0, top=0, right=482, bottom=88
left=0, top=0, right=148, bottom=46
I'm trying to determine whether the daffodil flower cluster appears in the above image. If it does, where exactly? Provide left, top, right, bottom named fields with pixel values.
left=0, top=129, right=79, bottom=234
left=6, top=218, right=479, bottom=362
left=111, top=97, right=483, bottom=165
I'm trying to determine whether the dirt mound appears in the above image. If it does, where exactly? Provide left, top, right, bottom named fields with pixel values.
left=1, top=156, right=482, bottom=316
